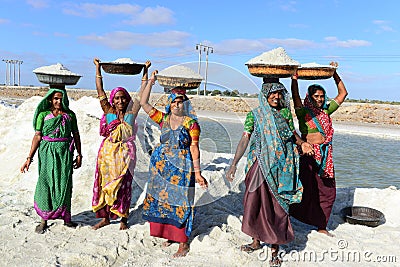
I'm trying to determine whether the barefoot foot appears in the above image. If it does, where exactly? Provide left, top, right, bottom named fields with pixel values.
left=92, top=218, right=110, bottom=230
left=119, top=218, right=128, bottom=230
left=35, top=220, right=48, bottom=234
left=318, top=229, right=334, bottom=237
left=173, top=243, right=190, bottom=258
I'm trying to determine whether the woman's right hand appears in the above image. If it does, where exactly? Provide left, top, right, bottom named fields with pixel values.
left=226, top=165, right=237, bottom=182
left=20, top=159, right=31, bottom=173
left=93, top=58, right=100, bottom=66
left=150, top=70, right=158, bottom=81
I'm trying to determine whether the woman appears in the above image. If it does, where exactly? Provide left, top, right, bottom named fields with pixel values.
left=91, top=58, right=150, bottom=230
left=289, top=62, right=348, bottom=236
left=140, top=71, right=208, bottom=258
left=20, top=86, right=82, bottom=234
left=226, top=79, right=312, bottom=267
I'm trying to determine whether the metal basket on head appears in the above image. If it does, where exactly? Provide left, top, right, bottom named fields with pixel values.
left=297, top=63, right=336, bottom=80
left=340, top=206, right=385, bottom=227
left=33, top=63, right=81, bottom=85
left=156, top=75, right=202, bottom=90
left=246, top=64, right=298, bottom=78
left=100, top=62, right=145, bottom=75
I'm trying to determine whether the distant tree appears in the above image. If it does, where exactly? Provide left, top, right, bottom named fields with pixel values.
left=211, top=89, right=221, bottom=96
left=222, top=90, right=231, bottom=96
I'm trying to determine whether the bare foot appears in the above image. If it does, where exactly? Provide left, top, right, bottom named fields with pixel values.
left=120, top=218, right=128, bottom=230
left=64, top=221, right=78, bottom=228
left=173, top=242, right=190, bottom=258
left=35, top=220, right=48, bottom=234
left=92, top=218, right=110, bottom=230
left=240, top=239, right=262, bottom=253
left=318, top=229, right=334, bottom=237
left=162, top=240, right=176, bottom=247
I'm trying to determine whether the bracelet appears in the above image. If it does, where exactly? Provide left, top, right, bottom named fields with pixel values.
left=98, top=95, right=107, bottom=101
left=26, top=157, right=33, bottom=162
left=96, top=75, right=103, bottom=78
left=141, top=78, right=148, bottom=81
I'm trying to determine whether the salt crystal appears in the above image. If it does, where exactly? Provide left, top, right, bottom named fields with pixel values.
left=300, top=62, right=335, bottom=68
left=245, top=47, right=299, bottom=66
left=33, top=63, right=80, bottom=76
left=112, top=58, right=136, bottom=64
left=157, top=65, right=203, bottom=79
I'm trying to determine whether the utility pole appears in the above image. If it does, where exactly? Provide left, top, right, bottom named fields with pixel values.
left=195, top=44, right=213, bottom=96
left=2, top=59, right=23, bottom=86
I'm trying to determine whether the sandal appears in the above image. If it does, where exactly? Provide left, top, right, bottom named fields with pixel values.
left=240, top=244, right=262, bottom=253
left=269, top=255, right=282, bottom=267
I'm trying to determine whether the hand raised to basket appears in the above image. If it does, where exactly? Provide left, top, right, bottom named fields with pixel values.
left=93, top=58, right=101, bottom=66
left=329, top=61, right=338, bottom=68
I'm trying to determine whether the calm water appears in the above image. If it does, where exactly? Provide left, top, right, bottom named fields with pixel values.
left=198, top=118, right=400, bottom=189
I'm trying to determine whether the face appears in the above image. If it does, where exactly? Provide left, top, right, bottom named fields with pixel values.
left=311, top=89, right=325, bottom=108
left=170, top=97, right=185, bottom=116
left=267, top=90, right=283, bottom=109
left=113, top=91, right=129, bottom=111
left=51, top=92, right=63, bottom=110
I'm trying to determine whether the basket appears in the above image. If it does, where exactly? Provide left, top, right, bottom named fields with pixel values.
left=156, top=75, right=202, bottom=90
left=340, top=206, right=385, bottom=227
left=246, top=64, right=298, bottom=78
left=100, top=62, right=145, bottom=75
left=297, top=67, right=336, bottom=80
left=35, top=73, right=81, bottom=85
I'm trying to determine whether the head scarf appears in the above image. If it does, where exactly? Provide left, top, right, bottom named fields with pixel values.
left=261, top=82, right=290, bottom=109
left=33, top=87, right=70, bottom=130
left=250, top=82, right=302, bottom=212
left=99, top=87, right=132, bottom=136
left=305, top=84, right=328, bottom=110
left=165, top=88, right=197, bottom=121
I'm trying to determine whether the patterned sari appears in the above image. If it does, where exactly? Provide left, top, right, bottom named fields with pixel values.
left=92, top=87, right=137, bottom=219
left=142, top=93, right=200, bottom=242
left=33, top=88, right=78, bottom=222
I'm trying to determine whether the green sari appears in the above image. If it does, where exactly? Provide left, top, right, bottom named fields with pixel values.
left=33, top=88, right=78, bottom=222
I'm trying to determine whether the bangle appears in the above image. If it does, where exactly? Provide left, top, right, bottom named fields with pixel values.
left=98, top=95, right=107, bottom=101
left=27, top=157, right=33, bottom=162
left=149, top=78, right=155, bottom=85
left=96, top=75, right=103, bottom=78
left=141, top=78, right=148, bottom=81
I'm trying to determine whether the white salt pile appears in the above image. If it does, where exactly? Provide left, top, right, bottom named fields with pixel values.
left=157, top=65, right=203, bottom=79
left=245, top=47, right=300, bottom=66
left=300, top=62, right=336, bottom=69
left=32, top=63, right=81, bottom=76
left=112, top=58, right=137, bottom=64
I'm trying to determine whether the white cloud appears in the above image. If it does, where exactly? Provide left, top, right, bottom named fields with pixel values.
left=123, top=6, right=175, bottom=25
left=26, top=0, right=49, bottom=9
left=372, top=20, right=395, bottom=33
left=54, top=32, right=69, bottom=38
left=324, top=36, right=371, bottom=48
left=211, top=38, right=315, bottom=55
left=0, top=18, right=10, bottom=24
left=63, top=3, right=174, bottom=25
left=79, top=30, right=191, bottom=50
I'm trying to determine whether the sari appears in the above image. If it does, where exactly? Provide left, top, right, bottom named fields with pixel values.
left=33, top=88, right=78, bottom=223
left=92, top=87, right=137, bottom=219
left=290, top=86, right=339, bottom=229
left=142, top=93, right=200, bottom=243
left=241, top=82, right=302, bottom=244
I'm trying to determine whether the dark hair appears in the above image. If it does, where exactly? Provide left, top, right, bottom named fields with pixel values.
left=308, top=84, right=326, bottom=96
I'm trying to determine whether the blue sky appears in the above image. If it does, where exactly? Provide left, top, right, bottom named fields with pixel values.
left=1, top=0, right=399, bottom=101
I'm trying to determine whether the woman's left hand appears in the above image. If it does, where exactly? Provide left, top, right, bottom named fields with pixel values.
left=195, top=174, right=208, bottom=189
left=73, top=155, right=82, bottom=169
left=301, top=142, right=314, bottom=156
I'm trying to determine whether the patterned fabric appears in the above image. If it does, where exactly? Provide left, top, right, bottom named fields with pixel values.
left=92, top=87, right=137, bottom=218
left=302, top=92, right=335, bottom=178
left=33, top=88, right=77, bottom=222
left=245, top=83, right=303, bottom=213
left=244, top=108, right=294, bottom=135
left=142, top=97, right=200, bottom=237
left=165, top=93, right=198, bottom=121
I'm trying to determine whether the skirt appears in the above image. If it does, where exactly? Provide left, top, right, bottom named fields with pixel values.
left=242, top=160, right=294, bottom=245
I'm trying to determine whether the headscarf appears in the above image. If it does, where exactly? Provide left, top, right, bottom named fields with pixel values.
left=33, top=87, right=71, bottom=130
left=99, top=87, right=132, bottom=136
left=303, top=84, right=335, bottom=178
left=261, top=82, right=290, bottom=109
left=165, top=87, right=198, bottom=121
left=250, top=82, right=302, bottom=212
